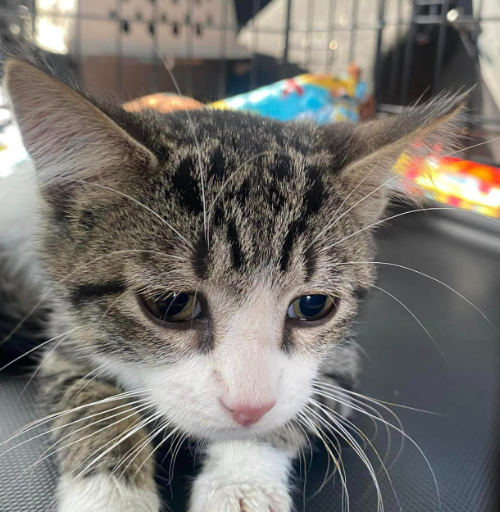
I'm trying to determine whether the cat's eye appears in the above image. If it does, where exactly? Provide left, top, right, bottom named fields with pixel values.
left=287, top=294, right=338, bottom=322
left=143, top=292, right=202, bottom=323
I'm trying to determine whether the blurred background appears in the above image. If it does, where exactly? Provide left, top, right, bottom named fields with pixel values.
left=0, top=2, right=499, bottom=512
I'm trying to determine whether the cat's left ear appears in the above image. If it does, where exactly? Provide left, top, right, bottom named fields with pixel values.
left=332, top=93, right=466, bottom=222
left=3, top=59, right=156, bottom=192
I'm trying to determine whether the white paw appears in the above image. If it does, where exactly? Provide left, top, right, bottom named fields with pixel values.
left=189, top=478, right=292, bottom=512
left=58, top=474, right=160, bottom=512
left=189, top=441, right=293, bottom=512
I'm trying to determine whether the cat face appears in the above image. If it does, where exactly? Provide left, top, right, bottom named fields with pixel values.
left=5, top=60, right=462, bottom=441
left=43, top=111, right=370, bottom=440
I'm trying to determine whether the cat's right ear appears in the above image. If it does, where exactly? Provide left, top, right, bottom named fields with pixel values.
left=3, top=60, right=155, bottom=191
left=329, top=92, right=466, bottom=223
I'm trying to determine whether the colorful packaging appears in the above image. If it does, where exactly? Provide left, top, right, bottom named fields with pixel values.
left=122, top=82, right=500, bottom=219
left=398, top=151, right=500, bottom=218
left=122, top=66, right=372, bottom=125
left=211, top=71, right=369, bottom=124
left=8, top=71, right=498, bottom=220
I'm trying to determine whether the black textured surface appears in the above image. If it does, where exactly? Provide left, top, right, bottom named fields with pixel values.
left=0, top=373, right=58, bottom=512
left=1, top=211, right=499, bottom=511
left=300, top=210, right=500, bottom=512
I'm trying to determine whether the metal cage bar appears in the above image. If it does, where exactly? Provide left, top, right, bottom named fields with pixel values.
left=0, top=0, right=499, bottom=157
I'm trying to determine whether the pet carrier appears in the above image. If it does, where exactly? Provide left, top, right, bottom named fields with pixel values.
left=0, top=2, right=499, bottom=512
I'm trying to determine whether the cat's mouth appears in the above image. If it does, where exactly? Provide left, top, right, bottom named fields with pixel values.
left=157, top=402, right=286, bottom=442
left=201, top=423, right=279, bottom=442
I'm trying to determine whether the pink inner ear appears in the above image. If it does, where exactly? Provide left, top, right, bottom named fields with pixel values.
left=5, top=60, right=155, bottom=188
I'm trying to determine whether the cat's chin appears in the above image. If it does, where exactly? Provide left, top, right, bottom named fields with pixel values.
left=190, top=423, right=281, bottom=443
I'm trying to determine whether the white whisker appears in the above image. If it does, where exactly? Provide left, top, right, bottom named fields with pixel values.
left=70, top=179, right=195, bottom=250
left=371, top=283, right=445, bottom=360
left=307, top=399, right=401, bottom=512
left=153, top=48, right=207, bottom=246
left=168, top=430, right=189, bottom=484
left=115, top=419, right=170, bottom=481
left=112, top=418, right=163, bottom=478
left=67, top=365, right=108, bottom=399
left=2, top=399, right=147, bottom=454
left=20, top=403, right=155, bottom=477
left=0, top=249, right=186, bottom=347
left=18, top=330, right=74, bottom=399
left=0, top=328, right=78, bottom=374
left=5, top=389, right=153, bottom=442
left=319, top=206, right=500, bottom=254
left=444, top=134, right=500, bottom=157
left=304, top=404, right=385, bottom=512
left=207, top=151, right=290, bottom=225
left=131, top=425, right=180, bottom=485
left=283, top=422, right=307, bottom=505
left=305, top=165, right=390, bottom=251
left=308, top=173, right=400, bottom=250
left=313, top=382, right=407, bottom=469
left=336, top=260, right=499, bottom=333
left=42, top=412, right=163, bottom=512
left=296, top=412, right=350, bottom=512
left=312, top=129, right=500, bottom=250
left=315, top=380, right=441, bottom=416
left=312, top=385, right=441, bottom=508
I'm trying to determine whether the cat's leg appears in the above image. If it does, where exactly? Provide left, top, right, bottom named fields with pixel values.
left=39, top=350, right=160, bottom=512
left=189, top=438, right=298, bottom=512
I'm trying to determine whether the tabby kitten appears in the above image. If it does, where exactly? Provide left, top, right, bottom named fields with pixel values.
left=3, top=60, right=462, bottom=512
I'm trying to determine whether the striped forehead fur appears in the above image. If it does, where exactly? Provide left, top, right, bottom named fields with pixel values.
left=4, top=59, right=465, bottom=358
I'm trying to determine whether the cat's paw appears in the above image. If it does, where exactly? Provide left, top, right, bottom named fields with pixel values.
left=58, top=474, right=160, bottom=512
left=190, top=441, right=293, bottom=512
left=189, top=477, right=292, bottom=512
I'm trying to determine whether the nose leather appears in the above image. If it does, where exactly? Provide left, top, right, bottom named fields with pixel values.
left=220, top=400, right=276, bottom=426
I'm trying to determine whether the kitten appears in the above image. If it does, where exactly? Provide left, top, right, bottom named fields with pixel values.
left=2, top=59, right=462, bottom=512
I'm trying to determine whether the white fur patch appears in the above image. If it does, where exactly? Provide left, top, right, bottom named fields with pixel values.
left=0, top=157, right=38, bottom=245
left=189, top=441, right=293, bottom=512
left=58, top=474, right=160, bottom=512
left=96, top=283, right=320, bottom=442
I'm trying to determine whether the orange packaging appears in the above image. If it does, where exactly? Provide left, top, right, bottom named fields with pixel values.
left=123, top=93, right=203, bottom=113
left=399, top=152, right=500, bottom=218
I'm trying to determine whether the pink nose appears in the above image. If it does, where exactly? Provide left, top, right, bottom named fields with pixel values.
left=220, top=400, right=276, bottom=426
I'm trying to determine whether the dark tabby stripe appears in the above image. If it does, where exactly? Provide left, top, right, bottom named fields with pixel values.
left=303, top=245, right=317, bottom=281
left=280, top=166, right=325, bottom=273
left=227, top=220, right=244, bottom=270
left=192, top=236, right=209, bottom=279
left=172, top=157, right=203, bottom=215
left=281, top=328, right=295, bottom=353
left=71, top=282, right=125, bottom=305
left=280, top=219, right=305, bottom=272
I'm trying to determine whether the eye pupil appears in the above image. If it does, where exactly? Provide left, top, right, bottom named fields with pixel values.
left=159, top=292, right=190, bottom=318
left=299, top=295, right=327, bottom=317
left=288, top=294, right=338, bottom=321
left=142, top=291, right=202, bottom=323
